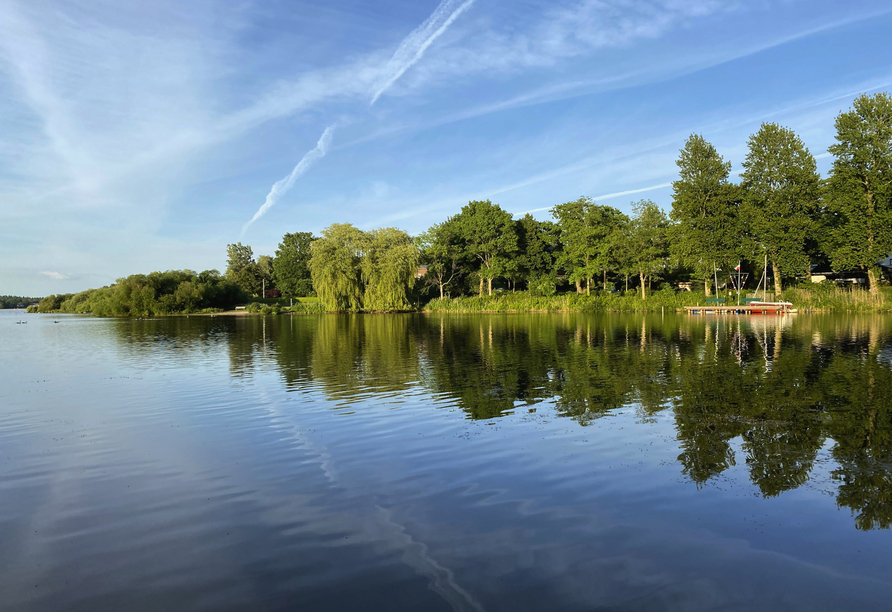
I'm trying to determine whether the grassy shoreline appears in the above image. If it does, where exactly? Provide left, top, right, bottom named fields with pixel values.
left=29, top=286, right=892, bottom=316
left=422, top=286, right=892, bottom=314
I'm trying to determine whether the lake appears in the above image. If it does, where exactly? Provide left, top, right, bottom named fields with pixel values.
left=2, top=310, right=891, bottom=611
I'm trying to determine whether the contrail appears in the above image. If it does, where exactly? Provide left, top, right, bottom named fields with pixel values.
left=241, top=0, right=474, bottom=234
left=241, top=125, right=336, bottom=237
left=371, top=0, right=476, bottom=105
left=516, top=183, right=673, bottom=216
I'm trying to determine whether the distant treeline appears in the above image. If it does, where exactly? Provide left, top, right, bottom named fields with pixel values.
left=1, top=295, right=41, bottom=309
left=36, top=270, right=245, bottom=316
left=33, top=92, right=892, bottom=315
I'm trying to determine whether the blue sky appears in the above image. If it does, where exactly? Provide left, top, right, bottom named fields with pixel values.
left=2, top=0, right=892, bottom=296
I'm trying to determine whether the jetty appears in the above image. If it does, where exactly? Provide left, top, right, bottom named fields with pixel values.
left=685, top=302, right=796, bottom=315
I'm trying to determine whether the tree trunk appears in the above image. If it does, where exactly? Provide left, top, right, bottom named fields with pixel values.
left=576, top=279, right=584, bottom=294
left=640, top=272, right=646, bottom=300
left=586, top=278, right=590, bottom=296
left=488, top=277, right=493, bottom=296
left=704, top=277, right=712, bottom=297
left=772, top=261, right=782, bottom=295
left=603, top=270, right=608, bottom=291
left=479, top=276, right=484, bottom=296
left=867, top=267, right=880, bottom=296
left=439, top=283, right=444, bottom=299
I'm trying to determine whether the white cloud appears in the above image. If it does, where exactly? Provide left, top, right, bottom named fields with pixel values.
left=39, top=271, right=67, bottom=280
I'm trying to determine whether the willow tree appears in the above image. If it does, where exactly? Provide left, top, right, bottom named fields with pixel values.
left=826, top=93, right=892, bottom=294
left=361, top=227, right=419, bottom=311
left=741, top=123, right=822, bottom=294
left=309, top=223, right=365, bottom=311
left=669, top=134, right=742, bottom=296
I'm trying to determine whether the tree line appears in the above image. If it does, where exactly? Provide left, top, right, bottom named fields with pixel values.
left=1, top=295, right=41, bottom=309
left=37, top=270, right=244, bottom=316
left=235, top=92, right=891, bottom=311
left=33, top=92, right=892, bottom=314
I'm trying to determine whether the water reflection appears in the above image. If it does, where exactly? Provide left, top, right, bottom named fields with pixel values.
left=110, top=313, right=892, bottom=531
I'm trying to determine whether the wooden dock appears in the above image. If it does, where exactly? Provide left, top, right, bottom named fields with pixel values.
left=685, top=304, right=796, bottom=315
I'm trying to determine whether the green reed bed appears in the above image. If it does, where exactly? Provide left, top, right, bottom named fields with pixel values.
left=424, top=288, right=709, bottom=313
left=424, top=285, right=892, bottom=313
left=783, top=285, right=892, bottom=312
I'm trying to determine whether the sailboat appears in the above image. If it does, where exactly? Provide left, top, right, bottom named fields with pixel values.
left=747, top=254, right=796, bottom=313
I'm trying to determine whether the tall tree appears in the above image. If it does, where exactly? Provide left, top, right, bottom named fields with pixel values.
left=516, top=214, right=559, bottom=293
left=826, top=93, right=892, bottom=294
left=669, top=134, right=743, bottom=296
left=225, top=242, right=255, bottom=276
left=361, top=227, right=419, bottom=311
left=452, top=200, right=518, bottom=295
left=273, top=232, right=315, bottom=297
left=552, top=197, right=627, bottom=294
left=308, top=224, right=365, bottom=311
left=626, top=200, right=669, bottom=300
left=233, top=262, right=263, bottom=296
left=420, top=221, right=464, bottom=299
left=741, top=123, right=822, bottom=294
left=257, top=255, right=275, bottom=297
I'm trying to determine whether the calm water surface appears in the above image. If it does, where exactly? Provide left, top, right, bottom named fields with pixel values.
left=2, top=310, right=892, bottom=611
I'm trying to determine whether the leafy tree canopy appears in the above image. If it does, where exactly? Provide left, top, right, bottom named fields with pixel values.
left=670, top=134, right=743, bottom=295
left=273, top=232, right=316, bottom=297
left=552, top=197, right=627, bottom=294
left=451, top=200, right=518, bottom=295
left=226, top=242, right=255, bottom=276
left=627, top=200, right=670, bottom=300
left=741, top=122, right=822, bottom=292
left=827, top=92, right=892, bottom=294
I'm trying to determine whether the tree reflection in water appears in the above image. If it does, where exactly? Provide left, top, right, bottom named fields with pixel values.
left=116, top=312, right=892, bottom=530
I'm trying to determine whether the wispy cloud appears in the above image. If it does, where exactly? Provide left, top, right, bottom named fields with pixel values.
left=39, top=271, right=67, bottom=280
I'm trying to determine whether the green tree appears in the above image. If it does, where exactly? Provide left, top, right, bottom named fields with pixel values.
left=308, top=223, right=365, bottom=311
left=552, top=197, right=627, bottom=294
left=516, top=214, right=559, bottom=293
left=273, top=232, right=315, bottom=297
left=669, top=134, right=743, bottom=296
left=361, top=227, right=419, bottom=311
left=37, top=294, right=72, bottom=313
left=420, top=221, right=464, bottom=299
left=226, top=242, right=255, bottom=277
left=826, top=93, right=892, bottom=294
left=174, top=280, right=203, bottom=311
left=256, top=254, right=275, bottom=297
left=234, top=262, right=263, bottom=297
left=741, top=123, right=822, bottom=294
left=626, top=200, right=669, bottom=300
left=452, top=200, right=518, bottom=295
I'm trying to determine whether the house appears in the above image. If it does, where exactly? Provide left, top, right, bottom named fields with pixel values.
left=416, top=265, right=428, bottom=279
